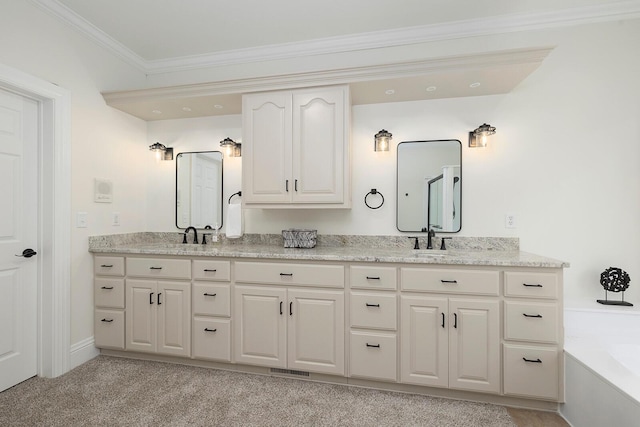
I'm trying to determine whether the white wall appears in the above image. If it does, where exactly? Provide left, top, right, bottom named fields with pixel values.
left=0, top=2, right=148, bottom=345
left=149, top=19, right=640, bottom=307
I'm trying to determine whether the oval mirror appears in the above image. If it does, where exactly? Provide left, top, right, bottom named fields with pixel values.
left=397, top=140, right=461, bottom=232
left=176, top=151, right=223, bottom=229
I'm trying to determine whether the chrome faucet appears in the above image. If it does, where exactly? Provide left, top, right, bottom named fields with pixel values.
left=183, top=226, right=198, bottom=244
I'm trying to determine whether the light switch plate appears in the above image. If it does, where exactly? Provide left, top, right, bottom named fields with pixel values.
left=76, top=212, right=88, bottom=228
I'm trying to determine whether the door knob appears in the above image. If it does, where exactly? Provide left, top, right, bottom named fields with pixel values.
left=15, top=248, right=37, bottom=258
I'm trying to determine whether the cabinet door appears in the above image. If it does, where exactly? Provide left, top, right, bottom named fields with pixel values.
left=157, top=281, right=191, bottom=357
left=126, top=279, right=156, bottom=353
left=400, top=295, right=448, bottom=387
left=242, top=92, right=292, bottom=203
left=234, top=285, right=287, bottom=368
left=288, top=289, right=345, bottom=375
left=292, top=87, right=346, bottom=204
left=448, top=298, right=500, bottom=393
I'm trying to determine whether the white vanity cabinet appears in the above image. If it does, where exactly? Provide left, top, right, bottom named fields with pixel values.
left=125, top=258, right=191, bottom=357
left=192, top=260, right=232, bottom=362
left=234, top=261, right=345, bottom=375
left=242, top=85, right=350, bottom=208
left=502, top=270, right=562, bottom=401
left=94, top=256, right=126, bottom=349
left=348, top=265, right=398, bottom=382
left=400, top=268, right=501, bottom=394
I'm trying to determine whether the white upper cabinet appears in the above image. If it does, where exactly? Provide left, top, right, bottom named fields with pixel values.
left=242, top=85, right=350, bottom=208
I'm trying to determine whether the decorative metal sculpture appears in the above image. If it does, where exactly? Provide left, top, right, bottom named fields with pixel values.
left=597, top=267, right=633, bottom=306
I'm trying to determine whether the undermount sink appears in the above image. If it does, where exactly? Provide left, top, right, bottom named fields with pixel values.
left=412, top=249, right=449, bottom=257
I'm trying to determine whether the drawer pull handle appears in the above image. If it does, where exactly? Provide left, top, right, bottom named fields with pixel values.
left=366, top=276, right=380, bottom=280
left=280, top=301, right=283, bottom=315
left=157, top=293, right=162, bottom=305
left=366, top=343, right=380, bottom=348
left=149, top=292, right=154, bottom=305
left=204, top=328, right=217, bottom=332
left=441, top=280, right=457, bottom=284
left=523, top=357, right=542, bottom=363
left=204, top=269, right=217, bottom=272
left=453, top=313, right=458, bottom=329
left=290, top=302, right=293, bottom=316
left=441, top=312, right=445, bottom=328
left=523, top=313, right=543, bottom=318
left=523, top=283, right=543, bottom=287
left=101, top=318, right=113, bottom=323
left=365, top=303, right=380, bottom=308
left=100, top=264, right=113, bottom=268
left=100, top=286, right=114, bottom=290
left=280, top=273, right=293, bottom=277
left=150, top=267, right=163, bottom=270
left=203, top=293, right=217, bottom=297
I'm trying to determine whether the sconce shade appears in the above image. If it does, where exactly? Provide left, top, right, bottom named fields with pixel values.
left=220, top=137, right=241, bottom=157
left=374, top=129, right=392, bottom=152
left=469, top=123, right=496, bottom=148
left=149, top=142, right=173, bottom=160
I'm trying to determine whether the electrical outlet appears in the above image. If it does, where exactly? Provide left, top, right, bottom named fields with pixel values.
left=112, top=212, right=120, bottom=226
left=505, top=213, right=516, bottom=229
left=76, top=212, right=88, bottom=228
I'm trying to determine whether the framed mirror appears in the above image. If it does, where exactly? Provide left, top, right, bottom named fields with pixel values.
left=176, top=151, right=223, bottom=229
left=397, top=140, right=461, bottom=232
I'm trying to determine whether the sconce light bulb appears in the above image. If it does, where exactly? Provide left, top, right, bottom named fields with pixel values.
left=155, top=150, right=161, bottom=161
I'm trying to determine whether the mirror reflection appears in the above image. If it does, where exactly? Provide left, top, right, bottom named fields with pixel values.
left=397, top=140, right=461, bottom=232
left=176, top=151, right=223, bottom=229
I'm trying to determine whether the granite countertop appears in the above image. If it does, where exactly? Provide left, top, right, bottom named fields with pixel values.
left=89, top=233, right=568, bottom=268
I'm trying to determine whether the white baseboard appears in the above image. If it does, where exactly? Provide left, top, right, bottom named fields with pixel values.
left=69, top=336, right=100, bottom=370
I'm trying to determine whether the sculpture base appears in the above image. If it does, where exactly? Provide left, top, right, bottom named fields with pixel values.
left=597, top=299, right=634, bottom=307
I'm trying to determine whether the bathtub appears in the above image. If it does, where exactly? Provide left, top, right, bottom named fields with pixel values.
left=561, top=307, right=640, bottom=427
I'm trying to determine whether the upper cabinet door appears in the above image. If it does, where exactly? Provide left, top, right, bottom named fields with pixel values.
left=242, top=85, right=351, bottom=208
left=242, top=92, right=292, bottom=204
left=292, top=87, right=347, bottom=204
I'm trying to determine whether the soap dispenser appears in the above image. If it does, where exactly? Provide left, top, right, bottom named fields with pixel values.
left=212, top=222, right=219, bottom=243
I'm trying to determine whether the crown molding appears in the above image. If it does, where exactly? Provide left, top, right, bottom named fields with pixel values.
left=32, top=0, right=640, bottom=75
left=103, top=47, right=553, bottom=105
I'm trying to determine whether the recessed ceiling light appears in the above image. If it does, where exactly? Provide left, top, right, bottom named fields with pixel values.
left=214, top=104, right=223, bottom=109
left=385, top=89, right=395, bottom=95
left=152, top=110, right=162, bottom=114
left=182, top=107, right=192, bottom=112
left=426, top=86, right=437, bottom=92
left=470, top=82, right=481, bottom=88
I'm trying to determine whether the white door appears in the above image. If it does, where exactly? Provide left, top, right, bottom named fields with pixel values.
left=0, top=88, right=38, bottom=392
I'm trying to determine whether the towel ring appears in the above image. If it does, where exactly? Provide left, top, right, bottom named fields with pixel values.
left=364, top=189, right=384, bottom=210
left=228, top=191, right=242, bottom=204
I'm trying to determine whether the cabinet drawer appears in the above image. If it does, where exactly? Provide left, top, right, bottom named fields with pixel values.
left=193, top=283, right=231, bottom=317
left=350, top=266, right=397, bottom=290
left=95, top=278, right=125, bottom=309
left=192, top=260, right=231, bottom=281
left=401, top=268, right=499, bottom=296
left=192, top=317, right=231, bottom=362
left=235, top=262, right=344, bottom=288
left=503, top=344, right=559, bottom=400
left=126, top=257, right=191, bottom=279
left=504, top=301, right=559, bottom=343
left=504, top=271, right=559, bottom=299
left=350, top=331, right=397, bottom=382
left=94, top=309, right=125, bottom=350
left=350, top=292, right=397, bottom=330
left=94, top=256, right=125, bottom=276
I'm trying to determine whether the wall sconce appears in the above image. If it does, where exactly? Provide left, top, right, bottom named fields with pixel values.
left=374, top=129, right=392, bottom=152
left=149, top=142, right=173, bottom=160
left=220, top=137, right=242, bottom=157
left=469, top=123, right=496, bottom=148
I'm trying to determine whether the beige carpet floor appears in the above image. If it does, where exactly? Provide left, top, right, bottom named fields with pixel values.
left=0, top=356, right=517, bottom=426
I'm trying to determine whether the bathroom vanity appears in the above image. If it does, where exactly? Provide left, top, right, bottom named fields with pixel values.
left=91, top=234, right=567, bottom=410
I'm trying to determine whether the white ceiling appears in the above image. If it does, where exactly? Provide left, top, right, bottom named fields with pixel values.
left=53, top=0, right=621, bottom=62
left=32, top=0, right=640, bottom=120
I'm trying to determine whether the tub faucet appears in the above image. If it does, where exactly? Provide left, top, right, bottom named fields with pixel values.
left=183, top=226, right=198, bottom=244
